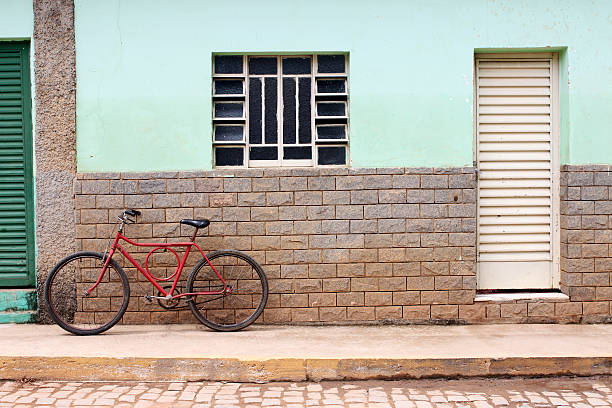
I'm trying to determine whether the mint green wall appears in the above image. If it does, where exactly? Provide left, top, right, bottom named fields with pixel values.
left=0, top=0, right=33, bottom=39
left=75, top=0, right=612, bottom=172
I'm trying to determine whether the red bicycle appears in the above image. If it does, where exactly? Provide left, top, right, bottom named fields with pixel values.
left=44, top=209, right=268, bottom=335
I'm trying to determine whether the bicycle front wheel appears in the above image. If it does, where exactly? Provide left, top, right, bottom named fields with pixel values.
left=44, top=251, right=130, bottom=335
left=186, top=250, right=268, bottom=331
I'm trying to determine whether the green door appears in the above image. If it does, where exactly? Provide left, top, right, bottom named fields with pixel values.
left=0, top=41, right=34, bottom=287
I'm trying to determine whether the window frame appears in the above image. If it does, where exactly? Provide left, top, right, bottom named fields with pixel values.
left=212, top=53, right=350, bottom=168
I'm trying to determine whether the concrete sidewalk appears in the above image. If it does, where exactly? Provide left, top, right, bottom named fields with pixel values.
left=0, top=324, right=610, bottom=382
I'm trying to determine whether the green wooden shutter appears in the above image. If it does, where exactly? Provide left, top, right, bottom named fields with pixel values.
left=0, top=42, right=34, bottom=287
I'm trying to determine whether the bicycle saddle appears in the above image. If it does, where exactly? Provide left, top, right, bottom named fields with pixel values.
left=180, top=219, right=210, bottom=229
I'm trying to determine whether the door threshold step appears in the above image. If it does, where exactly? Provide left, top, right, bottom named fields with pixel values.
left=0, top=289, right=37, bottom=313
left=0, top=310, right=37, bottom=324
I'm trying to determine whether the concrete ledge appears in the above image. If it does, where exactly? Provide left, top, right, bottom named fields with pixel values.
left=1, top=356, right=610, bottom=382
left=0, top=324, right=610, bottom=382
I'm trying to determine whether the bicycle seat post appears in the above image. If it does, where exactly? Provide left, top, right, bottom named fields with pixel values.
left=190, top=227, right=199, bottom=242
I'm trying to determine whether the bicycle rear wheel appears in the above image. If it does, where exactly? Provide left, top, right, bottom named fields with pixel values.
left=186, top=250, right=268, bottom=331
left=44, top=251, right=130, bottom=335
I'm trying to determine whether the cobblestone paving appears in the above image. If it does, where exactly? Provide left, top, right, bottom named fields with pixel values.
left=0, top=376, right=610, bottom=407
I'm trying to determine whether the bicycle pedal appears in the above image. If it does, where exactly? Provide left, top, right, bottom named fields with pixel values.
left=144, top=295, right=153, bottom=303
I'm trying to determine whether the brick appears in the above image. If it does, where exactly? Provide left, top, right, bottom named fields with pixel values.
left=295, top=191, right=322, bottom=205
left=459, top=304, right=486, bottom=321
left=236, top=222, right=265, bottom=236
left=405, top=248, right=434, bottom=261
left=222, top=235, right=251, bottom=250
left=582, top=186, right=608, bottom=200
left=379, top=190, right=406, bottom=203
left=153, top=223, right=180, bottom=237
left=349, top=248, right=377, bottom=262
left=365, top=292, right=392, bottom=306
left=110, top=180, right=138, bottom=194
left=391, top=204, right=419, bottom=218
left=279, top=206, right=307, bottom=220
left=392, top=291, right=420, bottom=305
left=252, top=236, right=280, bottom=250
left=74, top=195, right=95, bottom=209
left=378, top=277, right=406, bottom=291
left=462, top=189, right=476, bottom=203
left=406, top=219, right=433, bottom=232
left=238, top=192, right=265, bottom=206
left=350, top=220, right=377, bottom=233
left=351, top=190, right=378, bottom=204
left=364, top=204, right=391, bottom=219
left=595, top=201, right=612, bottom=214
left=181, top=192, right=208, bottom=207
left=152, top=193, right=181, bottom=208
left=281, top=235, right=308, bottom=249
left=421, top=175, right=448, bottom=189
left=431, top=305, right=458, bottom=319
left=338, top=292, right=364, bottom=306
left=364, top=175, right=392, bottom=189
left=264, top=308, right=292, bottom=323
left=336, top=176, right=363, bottom=190
left=378, top=248, right=405, bottom=262
left=351, top=277, right=378, bottom=291
left=567, top=201, right=594, bottom=215
left=307, top=205, right=334, bottom=220
left=280, top=177, right=307, bottom=191
left=294, top=249, right=322, bottom=264
left=393, top=262, right=420, bottom=276
left=81, top=209, right=108, bottom=224
left=251, top=207, right=279, bottom=221
left=595, top=258, right=612, bottom=271
left=323, top=278, right=351, bottom=292
left=165, top=207, right=192, bottom=222
left=450, top=261, right=475, bottom=276
left=449, top=204, right=475, bottom=218
left=421, top=290, right=449, bottom=304
left=139, top=179, right=166, bottom=194
left=527, top=302, right=554, bottom=317
left=208, top=193, right=236, bottom=207
left=336, top=205, right=363, bottom=220
left=403, top=305, right=430, bottom=320
left=569, top=286, right=595, bottom=301
left=279, top=265, right=308, bottom=279
left=76, top=224, right=96, bottom=239
left=500, top=303, right=527, bottom=318
left=568, top=172, right=593, bottom=186
left=364, top=263, right=392, bottom=277
left=376, top=306, right=402, bottom=319
left=294, top=220, right=322, bottom=234
left=449, top=174, right=474, bottom=189
left=347, top=307, right=375, bottom=320
left=406, top=276, right=434, bottom=290
left=448, top=289, right=474, bottom=304
left=449, top=233, right=475, bottom=247
left=251, top=177, right=278, bottom=192
left=309, top=235, right=337, bottom=249
left=268, top=279, right=294, bottom=294
left=582, top=215, right=608, bottom=229
left=594, top=171, right=612, bottom=185
left=291, top=308, right=319, bottom=322
left=421, top=233, right=448, bottom=247
left=223, top=178, right=251, bottom=192
left=568, top=230, right=595, bottom=243
left=266, top=250, right=293, bottom=264
left=308, top=292, right=335, bottom=306
left=378, top=219, right=405, bottom=233
left=222, top=207, right=250, bottom=221
left=194, top=178, right=223, bottom=192
left=323, top=190, right=350, bottom=204
left=265, top=221, right=293, bottom=235
left=582, top=243, right=608, bottom=258
left=393, top=233, right=420, bottom=248
left=393, top=175, right=419, bottom=188
left=96, top=194, right=123, bottom=209
left=583, top=301, right=610, bottom=315
left=309, top=264, right=336, bottom=278
left=308, top=176, right=334, bottom=191
left=486, top=304, right=501, bottom=319
left=434, top=219, right=462, bottom=232
left=434, top=276, right=462, bottom=290
left=420, top=204, right=447, bottom=218
left=583, top=272, right=610, bottom=286
left=322, top=249, right=349, bottom=263
left=406, top=189, right=434, bottom=203
left=319, top=307, right=347, bottom=321
left=365, top=231, right=394, bottom=248
left=596, top=286, right=612, bottom=300
left=139, top=208, right=166, bottom=223
left=165, top=179, right=193, bottom=193
left=336, top=234, right=364, bottom=248
left=337, top=263, right=365, bottom=278
left=567, top=258, right=594, bottom=272
left=82, top=180, right=110, bottom=194
left=266, top=191, right=293, bottom=206
left=435, top=189, right=462, bottom=204
left=281, top=294, right=308, bottom=307
left=555, top=302, right=582, bottom=316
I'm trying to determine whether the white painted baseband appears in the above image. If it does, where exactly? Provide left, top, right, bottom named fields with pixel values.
left=475, top=292, right=569, bottom=302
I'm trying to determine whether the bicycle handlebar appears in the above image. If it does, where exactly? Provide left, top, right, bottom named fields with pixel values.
left=125, top=209, right=141, bottom=217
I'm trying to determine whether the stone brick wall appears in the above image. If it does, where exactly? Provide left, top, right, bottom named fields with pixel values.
left=73, top=167, right=478, bottom=324
left=71, top=166, right=612, bottom=324
left=559, top=165, right=612, bottom=322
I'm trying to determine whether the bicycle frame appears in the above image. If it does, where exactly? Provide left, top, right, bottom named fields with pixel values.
left=85, top=230, right=229, bottom=299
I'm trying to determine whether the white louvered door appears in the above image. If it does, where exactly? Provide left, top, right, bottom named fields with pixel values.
left=476, top=53, right=559, bottom=289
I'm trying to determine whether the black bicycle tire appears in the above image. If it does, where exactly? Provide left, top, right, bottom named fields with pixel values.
left=44, top=251, right=130, bottom=335
left=186, top=250, right=268, bottom=331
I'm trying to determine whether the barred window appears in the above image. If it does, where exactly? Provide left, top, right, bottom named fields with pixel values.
left=212, top=54, right=349, bottom=167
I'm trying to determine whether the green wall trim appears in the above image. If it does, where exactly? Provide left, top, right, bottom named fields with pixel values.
left=0, top=289, right=37, bottom=312
left=0, top=311, right=37, bottom=324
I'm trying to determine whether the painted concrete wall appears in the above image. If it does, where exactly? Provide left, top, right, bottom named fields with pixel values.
left=0, top=0, right=33, bottom=39
left=74, top=0, right=612, bottom=172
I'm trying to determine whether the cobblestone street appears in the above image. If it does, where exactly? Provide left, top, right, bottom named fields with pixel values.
left=0, top=376, right=610, bottom=407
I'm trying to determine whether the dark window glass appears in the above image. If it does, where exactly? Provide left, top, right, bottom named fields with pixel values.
left=282, top=78, right=296, bottom=145
left=317, top=125, right=346, bottom=140
left=214, top=125, right=243, bottom=142
left=249, top=57, right=277, bottom=75
left=317, top=79, right=345, bottom=94
left=317, top=54, right=345, bottom=73
left=282, top=57, right=311, bottom=75
left=215, top=102, right=243, bottom=118
left=216, top=147, right=243, bottom=166
left=214, top=80, right=243, bottom=95
left=317, top=102, right=345, bottom=117
left=284, top=146, right=312, bottom=160
left=264, top=77, right=278, bottom=144
left=250, top=146, right=277, bottom=160
left=318, top=146, right=346, bottom=165
left=298, top=77, right=311, bottom=144
left=214, top=55, right=243, bottom=74
left=249, top=78, right=262, bottom=144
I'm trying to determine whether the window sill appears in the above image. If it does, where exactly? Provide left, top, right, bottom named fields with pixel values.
left=474, top=292, right=569, bottom=302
